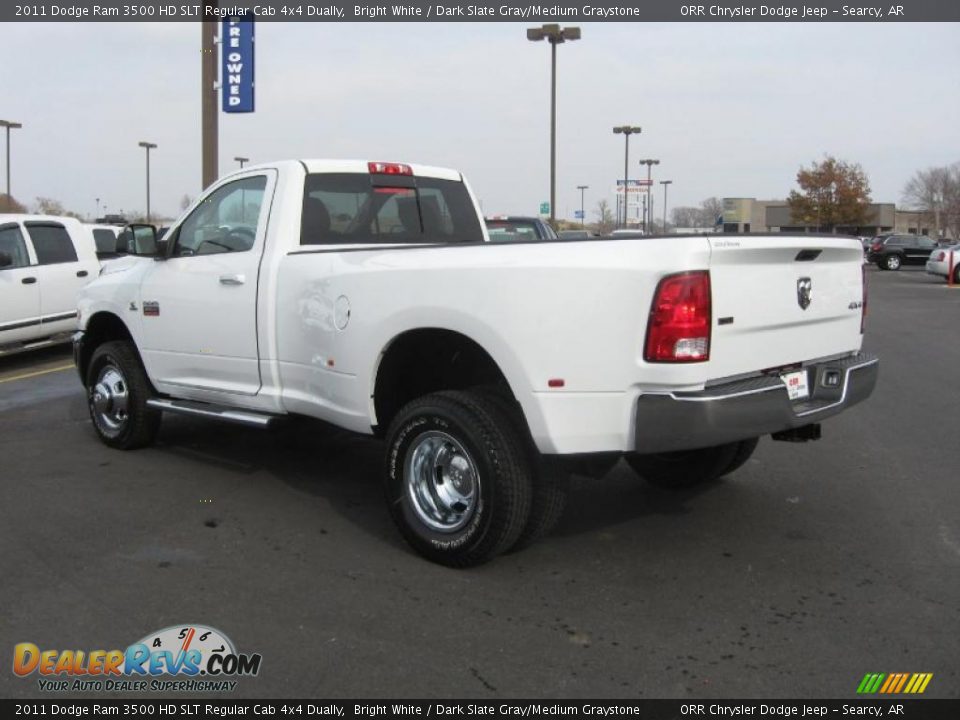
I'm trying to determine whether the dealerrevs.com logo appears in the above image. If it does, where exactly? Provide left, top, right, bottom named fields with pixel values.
left=13, top=624, right=262, bottom=693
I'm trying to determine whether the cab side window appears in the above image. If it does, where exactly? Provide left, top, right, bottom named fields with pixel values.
left=0, top=224, right=31, bottom=269
left=173, top=176, right=267, bottom=257
left=25, top=223, right=78, bottom=265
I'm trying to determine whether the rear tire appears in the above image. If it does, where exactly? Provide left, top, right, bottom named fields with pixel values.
left=721, top=437, right=760, bottom=476
left=626, top=442, right=740, bottom=489
left=86, top=341, right=161, bottom=450
left=884, top=254, right=902, bottom=270
left=482, top=393, right=569, bottom=551
left=953, top=265, right=960, bottom=284
left=383, top=391, right=533, bottom=567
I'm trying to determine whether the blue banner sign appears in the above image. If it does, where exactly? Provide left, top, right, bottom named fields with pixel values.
left=222, top=16, right=255, bottom=113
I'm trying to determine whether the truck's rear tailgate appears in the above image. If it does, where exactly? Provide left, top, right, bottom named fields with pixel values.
left=706, top=235, right=865, bottom=382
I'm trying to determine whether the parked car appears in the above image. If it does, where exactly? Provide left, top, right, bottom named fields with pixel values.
left=86, top=224, right=122, bottom=262
left=925, top=244, right=960, bottom=283
left=484, top=216, right=557, bottom=242
left=867, top=234, right=938, bottom=270
left=609, top=228, right=645, bottom=237
left=73, top=159, right=876, bottom=567
left=1, top=214, right=99, bottom=356
left=557, top=229, right=590, bottom=240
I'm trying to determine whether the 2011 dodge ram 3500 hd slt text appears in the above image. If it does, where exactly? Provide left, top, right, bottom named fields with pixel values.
left=73, top=159, right=878, bottom=566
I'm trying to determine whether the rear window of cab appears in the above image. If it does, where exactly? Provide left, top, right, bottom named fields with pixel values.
left=301, top=173, right=484, bottom=246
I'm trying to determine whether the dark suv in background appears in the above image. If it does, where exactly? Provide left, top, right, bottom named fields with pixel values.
left=867, top=234, right=937, bottom=270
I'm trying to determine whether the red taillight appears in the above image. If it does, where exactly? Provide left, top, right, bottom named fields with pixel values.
left=861, top=264, right=868, bottom=334
left=368, top=161, right=413, bottom=176
left=644, top=271, right=711, bottom=363
left=870, top=242, right=882, bottom=252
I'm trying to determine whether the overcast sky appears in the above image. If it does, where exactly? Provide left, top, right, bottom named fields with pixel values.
left=1, top=21, right=958, bottom=221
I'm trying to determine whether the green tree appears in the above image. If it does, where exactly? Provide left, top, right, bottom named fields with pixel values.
left=787, top=156, right=871, bottom=231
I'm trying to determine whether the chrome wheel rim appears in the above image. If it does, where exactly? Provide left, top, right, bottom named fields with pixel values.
left=888, top=256, right=900, bottom=269
left=405, top=431, right=479, bottom=533
left=91, top=365, right=129, bottom=434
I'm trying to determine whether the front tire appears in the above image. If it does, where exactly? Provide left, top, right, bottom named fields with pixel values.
left=626, top=442, right=742, bottom=489
left=384, top=391, right=533, bottom=567
left=86, top=341, right=161, bottom=450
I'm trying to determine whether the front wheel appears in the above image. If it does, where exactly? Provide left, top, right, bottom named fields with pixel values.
left=626, top=440, right=752, bottom=489
left=384, top=391, right=533, bottom=567
left=86, top=341, right=161, bottom=450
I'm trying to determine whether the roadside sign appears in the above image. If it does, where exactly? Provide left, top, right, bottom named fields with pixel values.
left=222, top=15, right=255, bottom=113
left=574, top=210, right=585, bottom=219
left=539, top=202, right=550, bottom=215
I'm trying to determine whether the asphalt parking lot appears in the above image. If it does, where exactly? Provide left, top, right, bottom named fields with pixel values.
left=1, top=266, right=958, bottom=700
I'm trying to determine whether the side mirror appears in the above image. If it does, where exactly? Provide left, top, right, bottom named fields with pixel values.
left=125, top=223, right=160, bottom=256
left=0, top=251, right=12, bottom=268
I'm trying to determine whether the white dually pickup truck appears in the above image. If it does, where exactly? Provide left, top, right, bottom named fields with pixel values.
left=74, top=159, right=878, bottom=566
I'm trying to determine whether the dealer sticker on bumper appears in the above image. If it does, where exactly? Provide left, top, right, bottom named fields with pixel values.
left=781, top=370, right=810, bottom=400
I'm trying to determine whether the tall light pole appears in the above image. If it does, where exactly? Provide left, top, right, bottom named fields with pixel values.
left=0, top=119, right=23, bottom=203
left=527, top=23, right=580, bottom=226
left=95, top=197, right=101, bottom=220
left=613, top=126, right=641, bottom=228
left=138, top=141, right=157, bottom=223
left=638, top=159, right=660, bottom=232
left=235, top=156, right=249, bottom=168
left=660, top=180, right=672, bottom=234
left=577, top=185, right=588, bottom=227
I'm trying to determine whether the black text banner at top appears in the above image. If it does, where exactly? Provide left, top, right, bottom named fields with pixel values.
left=5, top=0, right=960, bottom=22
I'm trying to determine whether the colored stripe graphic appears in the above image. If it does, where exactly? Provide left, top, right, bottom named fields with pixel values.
left=857, top=673, right=932, bottom=694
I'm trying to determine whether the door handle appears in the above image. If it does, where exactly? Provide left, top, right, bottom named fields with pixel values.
left=21, top=277, right=37, bottom=285
left=219, top=274, right=245, bottom=285
left=77, top=270, right=89, bottom=278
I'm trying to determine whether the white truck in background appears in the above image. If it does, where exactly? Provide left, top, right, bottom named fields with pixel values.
left=0, top=215, right=99, bottom=356
left=72, top=159, right=878, bottom=566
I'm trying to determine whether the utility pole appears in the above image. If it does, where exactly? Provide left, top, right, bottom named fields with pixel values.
left=202, top=10, right=219, bottom=190
left=577, top=185, right=588, bottom=227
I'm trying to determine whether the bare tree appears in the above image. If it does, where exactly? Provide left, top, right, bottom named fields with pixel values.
left=699, top=197, right=722, bottom=228
left=670, top=206, right=700, bottom=228
left=34, top=197, right=66, bottom=215
left=670, top=198, right=722, bottom=228
left=593, top=199, right=616, bottom=235
left=179, top=194, right=194, bottom=212
left=902, top=164, right=958, bottom=240
left=32, top=196, right=85, bottom=219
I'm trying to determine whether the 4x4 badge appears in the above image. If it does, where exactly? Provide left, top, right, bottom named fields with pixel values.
left=797, top=277, right=812, bottom=310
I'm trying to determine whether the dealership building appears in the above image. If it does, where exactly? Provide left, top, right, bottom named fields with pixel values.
left=718, top=198, right=941, bottom=237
